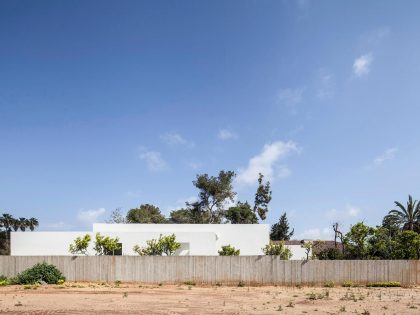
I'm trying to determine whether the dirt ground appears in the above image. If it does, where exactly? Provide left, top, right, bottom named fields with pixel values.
left=0, top=283, right=419, bottom=315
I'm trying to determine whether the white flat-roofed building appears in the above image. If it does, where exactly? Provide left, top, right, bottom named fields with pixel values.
left=11, top=223, right=270, bottom=256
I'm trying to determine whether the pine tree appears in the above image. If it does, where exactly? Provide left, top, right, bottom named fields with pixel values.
left=270, top=213, right=294, bottom=241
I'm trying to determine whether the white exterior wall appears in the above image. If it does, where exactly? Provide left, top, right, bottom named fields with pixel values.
left=93, top=224, right=270, bottom=256
left=11, top=224, right=270, bottom=256
left=286, top=245, right=311, bottom=260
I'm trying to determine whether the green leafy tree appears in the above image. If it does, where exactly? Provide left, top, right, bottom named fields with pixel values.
left=270, top=213, right=294, bottom=240
left=106, top=208, right=126, bottom=223
left=218, top=244, right=240, bottom=256
left=367, top=226, right=398, bottom=259
left=393, top=230, right=420, bottom=259
left=191, top=170, right=236, bottom=223
left=317, top=248, right=343, bottom=260
left=225, top=202, right=258, bottom=224
left=385, top=195, right=420, bottom=231
left=253, top=173, right=272, bottom=220
left=69, top=234, right=91, bottom=255
left=133, top=234, right=181, bottom=256
left=168, top=208, right=196, bottom=223
left=343, top=222, right=374, bottom=259
left=262, top=242, right=292, bottom=259
left=93, top=233, right=121, bottom=255
left=126, top=204, right=167, bottom=223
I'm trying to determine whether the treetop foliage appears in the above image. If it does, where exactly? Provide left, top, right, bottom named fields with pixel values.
left=270, top=213, right=294, bottom=241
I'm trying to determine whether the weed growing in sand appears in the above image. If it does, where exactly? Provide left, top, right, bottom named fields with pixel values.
left=286, top=301, right=294, bottom=308
left=339, top=305, right=346, bottom=312
left=277, top=305, right=282, bottom=311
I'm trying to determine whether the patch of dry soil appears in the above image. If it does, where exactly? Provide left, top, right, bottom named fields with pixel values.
left=0, top=283, right=419, bottom=314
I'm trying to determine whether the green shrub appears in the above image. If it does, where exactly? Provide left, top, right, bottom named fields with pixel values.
left=366, top=281, right=400, bottom=287
left=262, top=242, right=292, bottom=259
left=342, top=281, right=353, bottom=287
left=13, top=262, right=65, bottom=285
left=324, top=281, right=335, bottom=288
left=317, top=248, right=343, bottom=260
left=218, top=245, right=240, bottom=256
left=0, top=279, right=9, bottom=286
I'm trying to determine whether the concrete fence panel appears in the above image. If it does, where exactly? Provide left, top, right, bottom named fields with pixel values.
left=0, top=256, right=418, bottom=285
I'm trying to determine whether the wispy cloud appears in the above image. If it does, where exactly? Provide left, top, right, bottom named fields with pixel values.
left=138, top=148, right=168, bottom=171
left=316, top=69, right=335, bottom=99
left=295, top=227, right=333, bottom=240
left=363, top=26, right=390, bottom=45
left=372, top=147, right=398, bottom=167
left=236, top=141, right=300, bottom=186
left=187, top=161, right=203, bottom=170
left=278, top=88, right=304, bottom=114
left=218, top=129, right=238, bottom=140
left=353, top=53, right=373, bottom=77
left=326, top=205, right=361, bottom=221
left=77, top=208, right=106, bottom=223
left=160, top=132, right=194, bottom=147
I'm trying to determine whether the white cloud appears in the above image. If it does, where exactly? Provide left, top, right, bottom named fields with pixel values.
left=372, top=147, right=398, bottom=167
left=316, top=69, right=335, bottom=99
left=326, top=205, right=360, bottom=221
left=363, top=27, right=390, bottom=45
left=166, top=196, right=198, bottom=212
left=138, top=148, right=168, bottom=171
left=296, top=227, right=333, bottom=240
left=187, top=161, right=203, bottom=170
left=278, top=88, right=304, bottom=113
left=160, top=132, right=194, bottom=147
left=236, top=141, right=300, bottom=186
left=218, top=129, right=238, bottom=140
left=77, top=208, right=106, bottom=223
left=353, top=53, right=373, bottom=77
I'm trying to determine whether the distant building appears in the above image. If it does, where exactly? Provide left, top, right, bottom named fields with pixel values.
left=11, top=224, right=270, bottom=256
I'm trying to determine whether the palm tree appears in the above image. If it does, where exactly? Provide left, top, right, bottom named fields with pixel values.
left=0, top=213, right=15, bottom=248
left=386, top=195, right=420, bottom=231
left=19, top=218, right=28, bottom=231
left=27, top=218, right=39, bottom=231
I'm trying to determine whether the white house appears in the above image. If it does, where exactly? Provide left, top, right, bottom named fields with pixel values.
left=11, top=223, right=308, bottom=258
left=11, top=224, right=270, bottom=256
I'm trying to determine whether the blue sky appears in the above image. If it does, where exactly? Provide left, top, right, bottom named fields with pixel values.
left=1, top=0, right=420, bottom=238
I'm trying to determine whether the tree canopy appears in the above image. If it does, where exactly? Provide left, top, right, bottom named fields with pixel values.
left=126, top=204, right=166, bottom=224
left=270, top=213, right=294, bottom=240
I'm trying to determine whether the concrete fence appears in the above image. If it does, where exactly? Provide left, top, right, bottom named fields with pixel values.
left=0, top=256, right=419, bottom=285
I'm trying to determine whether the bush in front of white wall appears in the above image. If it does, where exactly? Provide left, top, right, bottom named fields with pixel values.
left=218, top=244, right=240, bottom=256
left=262, top=241, right=291, bottom=259
left=133, top=234, right=181, bottom=256
left=69, top=234, right=91, bottom=255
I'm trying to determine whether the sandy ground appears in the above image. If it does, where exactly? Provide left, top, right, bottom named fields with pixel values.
left=0, top=283, right=419, bottom=315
